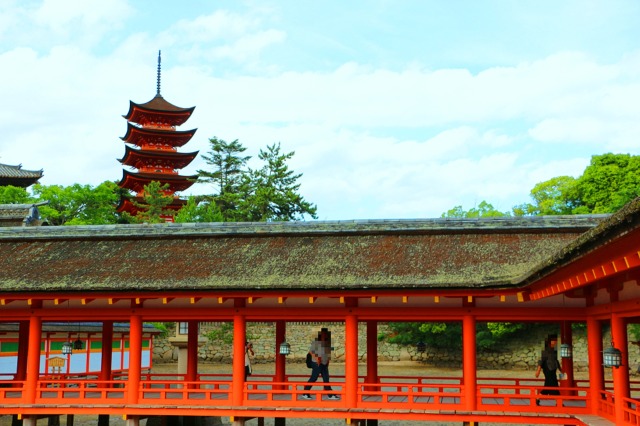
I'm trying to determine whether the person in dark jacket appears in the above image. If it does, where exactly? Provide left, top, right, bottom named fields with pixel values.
left=535, top=334, right=563, bottom=405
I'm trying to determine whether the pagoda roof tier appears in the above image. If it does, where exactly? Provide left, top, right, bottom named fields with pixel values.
left=116, top=196, right=188, bottom=215
left=119, top=145, right=199, bottom=170
left=121, top=123, right=197, bottom=148
left=123, top=95, right=195, bottom=127
left=118, top=170, right=197, bottom=194
left=0, top=163, right=43, bottom=188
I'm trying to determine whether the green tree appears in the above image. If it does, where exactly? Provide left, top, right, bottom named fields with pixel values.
left=237, top=143, right=318, bottom=221
left=512, top=176, right=578, bottom=216
left=515, top=154, right=640, bottom=216
left=441, top=201, right=509, bottom=218
left=125, top=181, right=175, bottom=224
left=0, top=185, right=33, bottom=204
left=574, top=153, right=640, bottom=214
left=381, top=321, right=531, bottom=351
left=32, top=181, right=120, bottom=226
left=196, top=137, right=251, bottom=221
left=175, top=196, right=224, bottom=223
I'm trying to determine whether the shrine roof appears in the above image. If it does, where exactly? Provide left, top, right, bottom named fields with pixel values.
left=130, top=95, right=194, bottom=113
left=118, top=145, right=199, bottom=165
left=120, top=123, right=197, bottom=144
left=0, top=163, right=43, bottom=187
left=117, top=170, right=198, bottom=193
left=0, top=209, right=627, bottom=294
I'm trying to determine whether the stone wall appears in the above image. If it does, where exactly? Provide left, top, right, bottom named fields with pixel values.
left=152, top=322, right=640, bottom=373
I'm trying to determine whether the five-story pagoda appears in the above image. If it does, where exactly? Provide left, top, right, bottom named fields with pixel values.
left=117, top=51, right=198, bottom=221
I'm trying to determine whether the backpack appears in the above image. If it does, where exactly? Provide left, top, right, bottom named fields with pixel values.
left=306, top=353, right=313, bottom=368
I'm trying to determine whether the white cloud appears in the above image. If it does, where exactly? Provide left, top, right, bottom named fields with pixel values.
left=1, top=2, right=640, bottom=220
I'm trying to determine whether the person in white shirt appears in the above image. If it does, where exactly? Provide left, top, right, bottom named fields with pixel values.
left=302, top=328, right=339, bottom=400
left=245, top=341, right=254, bottom=380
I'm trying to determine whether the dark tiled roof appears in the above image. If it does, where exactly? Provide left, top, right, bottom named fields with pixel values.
left=0, top=203, right=45, bottom=227
left=0, top=215, right=610, bottom=293
left=137, top=95, right=194, bottom=113
left=0, top=163, right=43, bottom=187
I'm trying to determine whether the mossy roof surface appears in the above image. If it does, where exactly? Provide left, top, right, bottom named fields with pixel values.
left=0, top=215, right=614, bottom=294
left=520, top=197, right=640, bottom=285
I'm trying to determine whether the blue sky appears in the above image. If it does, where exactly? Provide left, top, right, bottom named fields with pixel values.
left=1, top=0, right=639, bottom=220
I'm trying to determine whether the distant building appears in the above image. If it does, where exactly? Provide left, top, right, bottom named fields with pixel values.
left=0, top=202, right=47, bottom=227
left=0, top=163, right=43, bottom=188
left=116, top=51, right=198, bottom=222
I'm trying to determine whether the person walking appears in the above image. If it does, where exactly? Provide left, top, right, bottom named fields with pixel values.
left=535, top=334, right=563, bottom=405
left=302, top=328, right=339, bottom=400
left=244, top=341, right=254, bottom=380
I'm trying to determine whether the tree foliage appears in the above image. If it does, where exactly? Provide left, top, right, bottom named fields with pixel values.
left=441, top=201, right=510, bottom=218
left=32, top=181, right=120, bottom=226
left=197, top=137, right=251, bottom=220
left=0, top=185, right=33, bottom=204
left=574, top=153, right=640, bottom=213
left=175, top=196, right=224, bottom=223
left=513, top=176, right=578, bottom=216
left=196, top=138, right=317, bottom=222
left=125, top=181, right=176, bottom=224
left=515, top=153, right=640, bottom=216
left=381, top=322, right=530, bottom=351
left=238, top=143, right=318, bottom=221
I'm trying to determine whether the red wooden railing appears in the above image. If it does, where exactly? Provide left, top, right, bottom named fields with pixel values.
left=6, top=373, right=640, bottom=424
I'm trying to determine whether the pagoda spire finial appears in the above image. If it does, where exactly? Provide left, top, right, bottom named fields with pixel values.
left=156, top=50, right=162, bottom=96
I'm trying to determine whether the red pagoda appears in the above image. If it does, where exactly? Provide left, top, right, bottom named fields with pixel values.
left=117, top=51, right=198, bottom=221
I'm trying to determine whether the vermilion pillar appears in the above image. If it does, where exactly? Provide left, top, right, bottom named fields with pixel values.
left=560, top=321, right=574, bottom=389
left=232, top=313, right=246, bottom=405
left=611, top=314, right=629, bottom=423
left=275, top=321, right=286, bottom=385
left=100, top=321, right=114, bottom=382
left=345, top=314, right=358, bottom=406
left=127, top=315, right=142, bottom=404
left=462, top=315, right=477, bottom=411
left=16, top=321, right=29, bottom=382
left=586, top=317, right=604, bottom=413
left=187, top=320, right=199, bottom=383
left=25, top=315, right=42, bottom=403
left=366, top=321, right=378, bottom=386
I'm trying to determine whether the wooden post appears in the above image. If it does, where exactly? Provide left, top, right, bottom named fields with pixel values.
left=366, top=321, right=378, bottom=388
left=127, top=315, right=142, bottom=404
left=275, top=320, right=286, bottom=387
left=345, top=313, right=359, bottom=406
left=586, top=316, right=604, bottom=414
left=560, top=321, right=574, bottom=393
left=232, top=313, right=246, bottom=406
left=100, top=321, right=114, bottom=381
left=187, top=320, right=199, bottom=384
left=462, top=315, right=477, bottom=411
left=16, top=321, right=29, bottom=382
left=25, top=315, right=42, bottom=403
left=611, top=313, right=629, bottom=423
